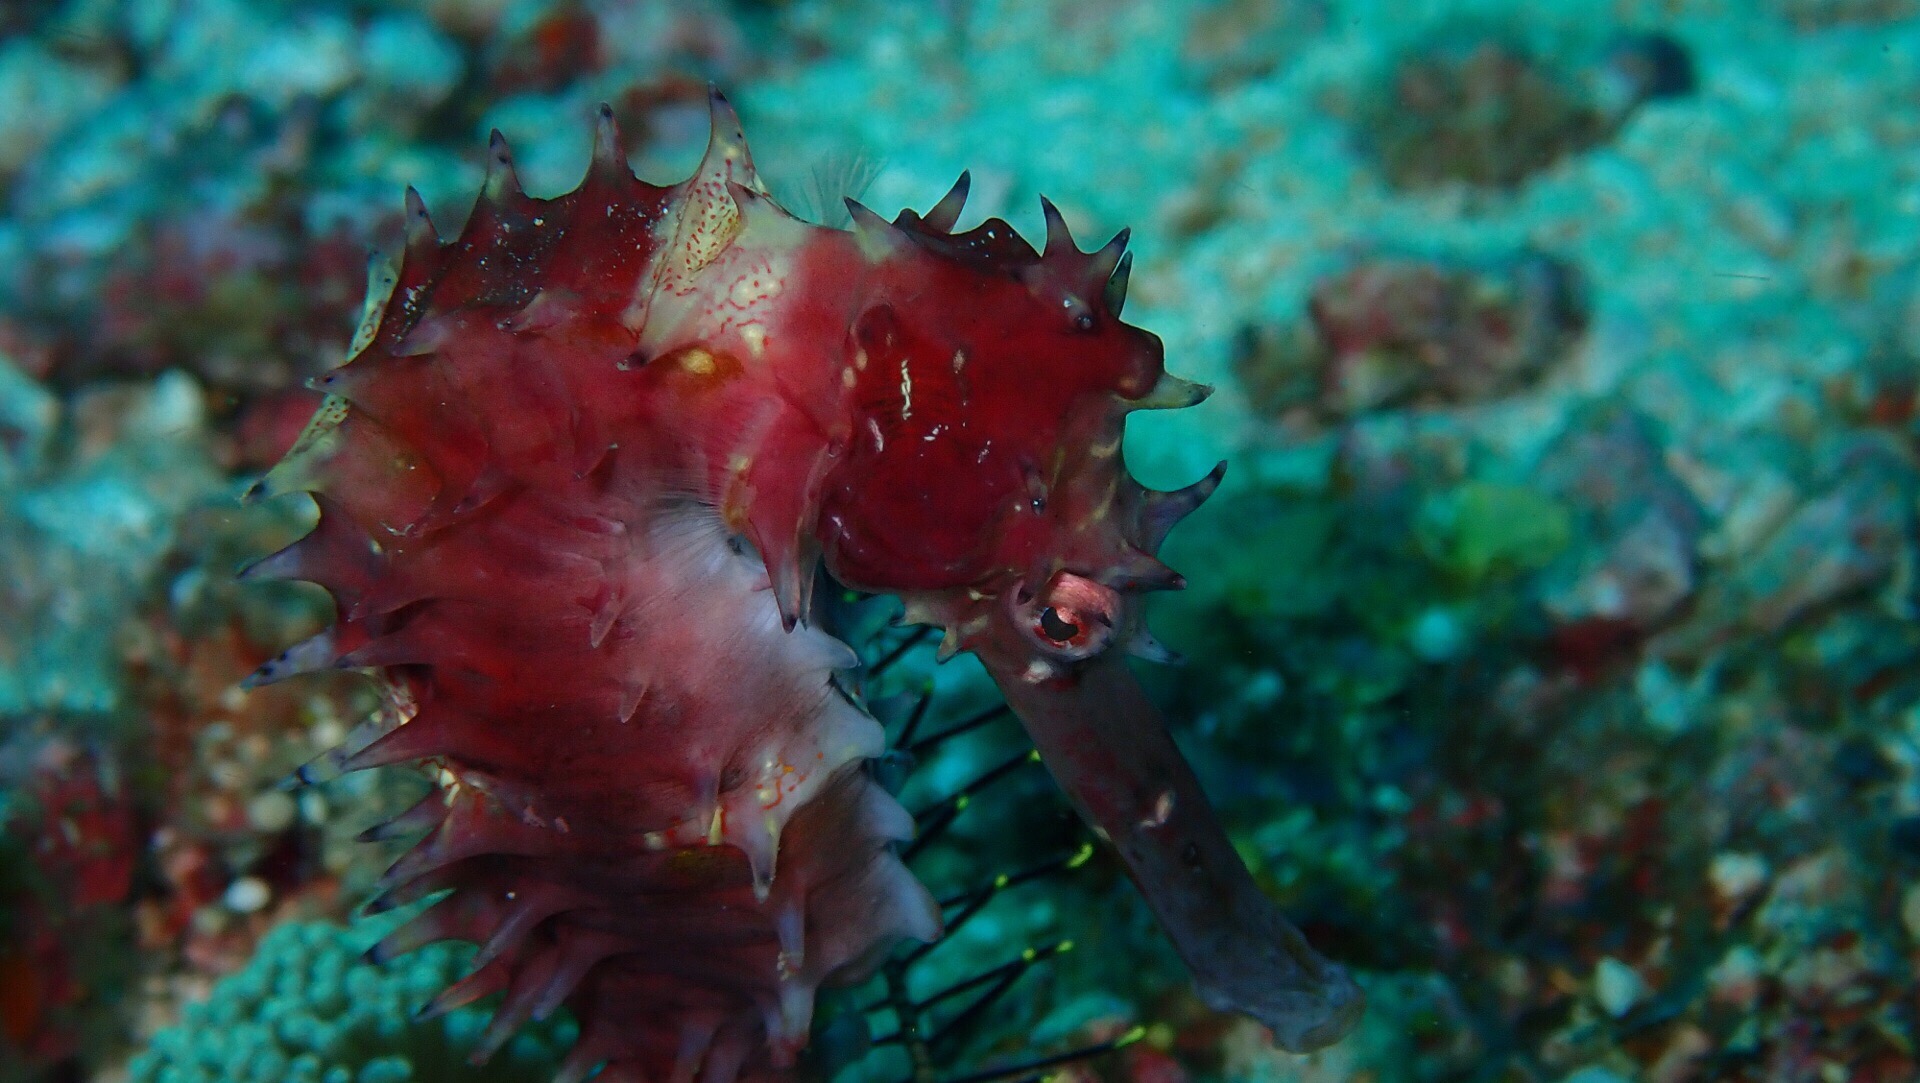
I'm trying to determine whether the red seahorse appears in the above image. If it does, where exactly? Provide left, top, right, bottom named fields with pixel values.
left=244, top=91, right=1362, bottom=1081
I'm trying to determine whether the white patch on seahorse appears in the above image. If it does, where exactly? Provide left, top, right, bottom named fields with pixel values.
left=741, top=322, right=767, bottom=359
left=899, top=357, right=914, bottom=421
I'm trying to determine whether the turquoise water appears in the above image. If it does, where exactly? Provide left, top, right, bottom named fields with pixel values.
left=2, top=1, right=1918, bottom=1080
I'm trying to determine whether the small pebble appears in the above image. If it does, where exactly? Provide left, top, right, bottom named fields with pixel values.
left=191, top=906, right=229, bottom=940
left=248, top=789, right=299, bottom=833
left=225, top=876, right=272, bottom=914
left=311, top=717, right=347, bottom=751
left=299, top=790, right=329, bottom=824
left=1709, top=851, right=1769, bottom=906
left=1707, top=945, right=1762, bottom=1008
left=1409, top=606, right=1467, bottom=662
left=1593, top=956, right=1648, bottom=1017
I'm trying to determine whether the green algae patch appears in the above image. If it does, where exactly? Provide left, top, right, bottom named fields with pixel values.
left=1208, top=503, right=1344, bottom=621
left=1415, top=481, right=1571, bottom=583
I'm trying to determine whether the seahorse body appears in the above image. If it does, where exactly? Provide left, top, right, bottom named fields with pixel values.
left=247, top=92, right=1360, bottom=1081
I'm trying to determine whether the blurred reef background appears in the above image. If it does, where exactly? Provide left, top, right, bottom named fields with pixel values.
left=3, top=0, right=1920, bottom=1081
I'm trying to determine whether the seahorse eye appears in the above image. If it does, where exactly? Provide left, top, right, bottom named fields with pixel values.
left=1038, top=606, right=1079, bottom=642
left=1011, top=572, right=1120, bottom=662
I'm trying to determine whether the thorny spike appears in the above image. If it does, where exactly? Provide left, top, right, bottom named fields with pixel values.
left=1141, top=460, right=1226, bottom=550
left=403, top=186, right=437, bottom=251
left=552, top=1043, right=607, bottom=1083
left=1128, top=373, right=1213, bottom=411
left=350, top=252, right=399, bottom=359
left=1088, top=227, right=1130, bottom=283
left=846, top=198, right=895, bottom=239
left=361, top=862, right=464, bottom=916
left=726, top=178, right=760, bottom=207
left=592, top=102, right=625, bottom=169
left=530, top=937, right=619, bottom=1022
left=1104, top=251, right=1133, bottom=316
left=923, top=170, right=971, bottom=232
left=687, top=1030, right=750, bottom=1083
left=415, top=961, right=509, bottom=1021
left=1106, top=548, right=1187, bottom=592
left=471, top=890, right=571, bottom=971
left=375, top=818, right=479, bottom=896
left=238, top=493, right=383, bottom=603
left=587, top=581, right=627, bottom=649
left=896, top=597, right=943, bottom=628
left=286, top=708, right=404, bottom=788
left=336, top=626, right=437, bottom=671
left=616, top=679, right=648, bottom=725
left=1038, top=195, right=1075, bottom=259
left=484, top=129, right=523, bottom=198
left=363, top=246, right=397, bottom=292
left=704, top=85, right=763, bottom=194
left=671, top=1017, right=722, bottom=1083
left=770, top=563, right=810, bottom=631
left=340, top=712, right=450, bottom=773
left=472, top=950, right=564, bottom=1063
left=356, top=792, right=446, bottom=843
left=846, top=198, right=903, bottom=259
left=368, top=901, right=468, bottom=964
left=1126, top=629, right=1184, bottom=665
left=935, top=626, right=962, bottom=662
left=241, top=629, right=339, bottom=689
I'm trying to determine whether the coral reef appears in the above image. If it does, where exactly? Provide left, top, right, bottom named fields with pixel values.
left=0, top=734, right=139, bottom=1069
left=1233, top=249, right=1589, bottom=423
left=1355, top=28, right=1695, bottom=190
left=127, top=917, right=572, bottom=1083
left=0, top=362, right=221, bottom=716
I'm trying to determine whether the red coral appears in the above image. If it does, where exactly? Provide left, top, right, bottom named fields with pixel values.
left=0, top=740, right=140, bottom=1069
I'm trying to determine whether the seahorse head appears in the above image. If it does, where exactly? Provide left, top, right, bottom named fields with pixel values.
left=806, top=178, right=1222, bottom=683
left=798, top=167, right=1362, bottom=1053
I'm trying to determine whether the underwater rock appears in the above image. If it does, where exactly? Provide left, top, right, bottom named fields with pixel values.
left=1828, top=262, right=1920, bottom=431
left=1357, top=29, right=1694, bottom=190
left=0, top=34, right=119, bottom=181
left=1595, top=32, right=1697, bottom=113
left=1234, top=250, right=1588, bottom=422
left=1591, top=956, right=1648, bottom=1018
left=0, top=347, right=56, bottom=482
left=1177, top=0, right=1330, bottom=90
left=1770, top=0, right=1920, bottom=29
left=1534, top=409, right=1706, bottom=670
left=488, top=1, right=604, bottom=94
left=0, top=733, right=141, bottom=1075
left=0, top=364, right=223, bottom=716
left=1656, top=436, right=1916, bottom=659
left=62, top=197, right=374, bottom=395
